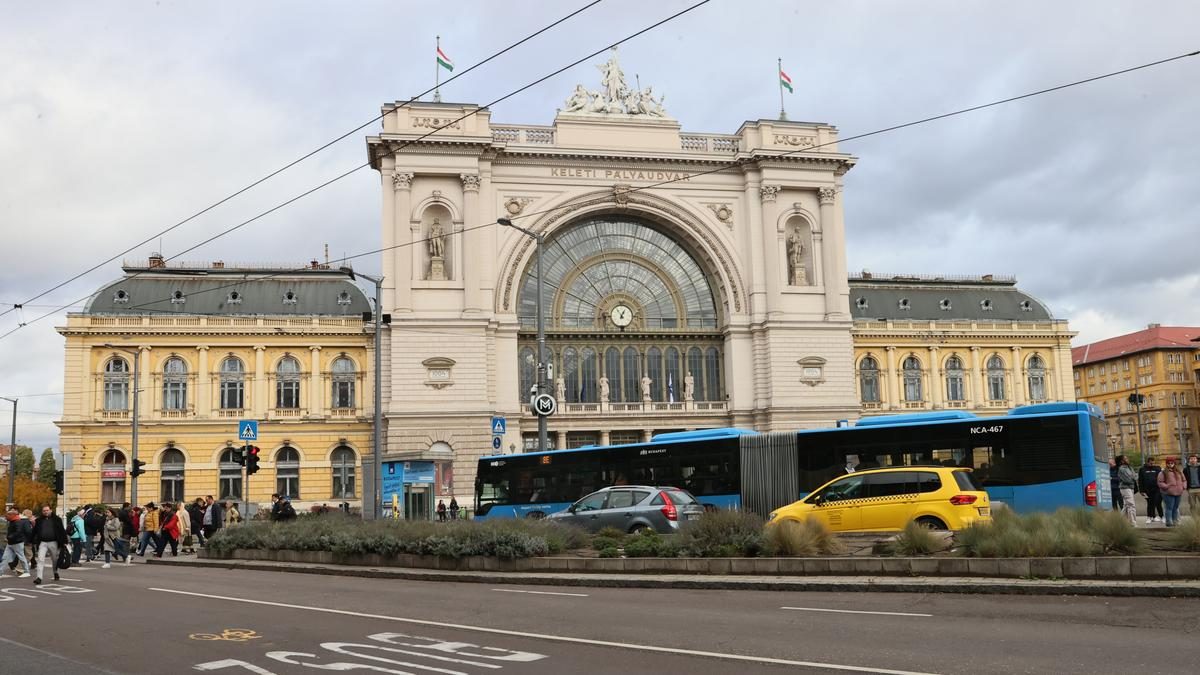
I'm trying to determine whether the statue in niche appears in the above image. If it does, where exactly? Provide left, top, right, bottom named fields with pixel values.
left=555, top=376, right=566, bottom=403
left=428, top=218, right=446, bottom=259
left=599, top=376, right=610, bottom=403
left=787, top=228, right=808, bottom=286
left=684, top=372, right=695, bottom=402
left=641, top=375, right=652, bottom=402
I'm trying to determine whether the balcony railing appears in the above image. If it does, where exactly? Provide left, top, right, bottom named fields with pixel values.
left=491, top=125, right=556, bottom=145
left=526, top=401, right=728, bottom=415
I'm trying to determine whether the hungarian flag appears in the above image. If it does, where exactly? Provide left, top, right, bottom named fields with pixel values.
left=779, top=69, right=793, bottom=93
left=437, top=46, right=454, bottom=72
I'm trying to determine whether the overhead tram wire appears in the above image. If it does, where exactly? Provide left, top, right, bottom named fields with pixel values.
left=3, top=43, right=1192, bottom=343
left=0, top=0, right=715, bottom=343
left=0, top=0, right=606, bottom=322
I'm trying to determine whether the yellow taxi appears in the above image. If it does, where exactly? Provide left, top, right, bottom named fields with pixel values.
left=767, top=466, right=992, bottom=532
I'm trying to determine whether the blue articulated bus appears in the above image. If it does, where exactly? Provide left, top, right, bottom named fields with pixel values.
left=474, top=402, right=1110, bottom=520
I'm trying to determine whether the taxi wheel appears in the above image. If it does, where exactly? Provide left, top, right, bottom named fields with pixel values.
left=915, top=516, right=947, bottom=531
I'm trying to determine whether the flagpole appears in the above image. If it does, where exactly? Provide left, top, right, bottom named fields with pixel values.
left=434, top=35, right=442, bottom=103
left=778, top=57, right=787, bottom=121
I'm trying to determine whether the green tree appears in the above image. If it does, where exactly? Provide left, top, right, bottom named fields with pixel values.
left=11, top=445, right=34, bottom=478
left=38, top=448, right=57, bottom=491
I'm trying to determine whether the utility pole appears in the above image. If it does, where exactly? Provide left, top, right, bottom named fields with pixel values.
left=1, top=397, right=15, bottom=509
left=498, top=218, right=548, bottom=453
left=1175, top=394, right=1188, bottom=460
left=1132, top=379, right=1147, bottom=462
left=339, top=267, right=385, bottom=519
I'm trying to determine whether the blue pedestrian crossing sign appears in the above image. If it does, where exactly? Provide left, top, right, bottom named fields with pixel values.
left=238, top=420, right=258, bottom=441
left=491, top=416, right=506, bottom=436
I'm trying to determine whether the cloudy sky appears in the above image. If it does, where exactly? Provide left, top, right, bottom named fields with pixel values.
left=1, top=0, right=1197, bottom=450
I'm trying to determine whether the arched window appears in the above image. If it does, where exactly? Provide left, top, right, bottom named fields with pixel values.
left=276, top=446, right=301, bottom=498
left=987, top=356, right=1007, bottom=401
left=687, top=347, right=705, bottom=401
left=219, top=448, right=243, bottom=501
left=332, top=446, right=356, bottom=498
left=604, top=348, right=621, bottom=403
left=518, top=347, right=536, bottom=402
left=160, top=448, right=185, bottom=503
left=103, top=357, right=130, bottom=411
left=219, top=356, right=245, bottom=410
left=902, top=356, right=923, bottom=402
left=101, top=450, right=126, bottom=503
left=562, top=347, right=580, bottom=404
left=646, top=347, right=663, bottom=401
left=580, top=347, right=598, bottom=403
left=945, top=355, right=966, bottom=402
left=162, top=356, right=188, bottom=410
left=276, top=356, right=301, bottom=409
left=665, top=347, right=681, bottom=402
left=859, top=356, right=880, bottom=403
left=1027, top=354, right=1047, bottom=402
left=622, top=347, right=640, bottom=402
left=704, top=347, right=722, bottom=401
left=331, top=356, right=356, bottom=409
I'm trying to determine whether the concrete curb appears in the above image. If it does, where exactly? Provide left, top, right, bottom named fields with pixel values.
left=149, top=557, right=1200, bottom=598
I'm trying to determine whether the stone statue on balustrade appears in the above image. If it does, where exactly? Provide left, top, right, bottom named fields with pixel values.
left=641, top=375, right=652, bottom=402
left=787, top=228, right=807, bottom=286
left=684, top=372, right=695, bottom=402
left=599, top=376, right=610, bottom=404
left=555, top=377, right=566, bottom=403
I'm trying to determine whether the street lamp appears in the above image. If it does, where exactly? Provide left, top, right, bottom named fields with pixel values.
left=1, top=396, right=15, bottom=508
left=497, top=217, right=548, bottom=453
left=340, top=267, right=385, bottom=520
left=105, top=344, right=141, bottom=506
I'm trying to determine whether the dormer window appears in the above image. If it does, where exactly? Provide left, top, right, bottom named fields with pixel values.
left=113, top=289, right=130, bottom=304
left=170, top=290, right=186, bottom=305
left=337, top=291, right=352, bottom=306
left=1019, top=300, right=1033, bottom=312
left=898, top=298, right=911, bottom=311
left=227, top=291, right=242, bottom=305
left=855, top=297, right=868, bottom=310
left=980, top=299, right=993, bottom=311
left=283, top=290, right=297, bottom=305
left=939, top=298, right=952, bottom=311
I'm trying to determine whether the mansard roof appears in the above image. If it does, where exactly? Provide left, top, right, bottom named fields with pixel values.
left=849, top=273, right=1053, bottom=322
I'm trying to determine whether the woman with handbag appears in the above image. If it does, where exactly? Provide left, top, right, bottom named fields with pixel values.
left=101, top=509, right=121, bottom=568
left=176, top=501, right=194, bottom=554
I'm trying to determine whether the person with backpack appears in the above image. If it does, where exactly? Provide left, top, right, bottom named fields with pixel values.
left=136, top=503, right=160, bottom=556
left=276, top=496, right=297, bottom=522
left=1116, top=454, right=1139, bottom=526
left=69, top=509, right=89, bottom=564
left=3, top=508, right=33, bottom=578
left=84, top=506, right=105, bottom=561
left=155, top=504, right=180, bottom=557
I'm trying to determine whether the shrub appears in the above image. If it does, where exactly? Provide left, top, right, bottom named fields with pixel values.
left=955, top=507, right=1140, bottom=557
left=765, top=518, right=843, bottom=556
left=594, top=526, right=627, bottom=543
left=623, top=529, right=669, bottom=558
left=592, top=536, right=622, bottom=552
left=1091, top=510, right=1142, bottom=555
left=889, top=520, right=944, bottom=556
left=677, top=509, right=766, bottom=558
left=598, top=546, right=621, bottom=558
left=1166, top=517, right=1200, bottom=552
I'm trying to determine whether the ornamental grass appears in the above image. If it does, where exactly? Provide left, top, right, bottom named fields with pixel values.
left=954, top=507, right=1142, bottom=558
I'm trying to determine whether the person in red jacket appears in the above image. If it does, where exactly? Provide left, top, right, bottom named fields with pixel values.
left=154, top=504, right=181, bottom=558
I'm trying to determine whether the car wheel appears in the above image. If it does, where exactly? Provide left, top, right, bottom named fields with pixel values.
left=629, top=524, right=650, bottom=534
left=915, top=516, right=947, bottom=531
left=524, top=511, right=546, bottom=520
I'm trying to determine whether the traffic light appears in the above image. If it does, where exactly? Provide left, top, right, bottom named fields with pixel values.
left=246, top=446, right=261, bottom=476
left=231, top=446, right=245, bottom=466
left=54, top=470, right=64, bottom=495
left=130, top=459, right=146, bottom=478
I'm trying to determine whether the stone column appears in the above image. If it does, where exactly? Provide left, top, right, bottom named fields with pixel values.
left=818, top=187, right=845, bottom=319
left=970, top=346, right=985, bottom=406
left=744, top=176, right=769, bottom=320
left=253, top=345, right=267, bottom=416
left=138, top=346, right=152, bottom=416
left=1011, top=346, right=1024, bottom=406
left=309, top=346, right=323, bottom=416
left=392, top=172, right=414, bottom=310
left=197, top=346, right=211, bottom=417
left=885, top=346, right=899, bottom=410
left=599, top=430, right=611, bottom=447
left=556, top=430, right=567, bottom=451
left=461, top=174, right=482, bottom=312
left=641, top=429, right=653, bottom=443
left=929, top=346, right=942, bottom=409
left=759, top=184, right=782, bottom=313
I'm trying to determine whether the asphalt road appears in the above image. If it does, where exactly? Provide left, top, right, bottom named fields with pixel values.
left=3, top=559, right=1199, bottom=674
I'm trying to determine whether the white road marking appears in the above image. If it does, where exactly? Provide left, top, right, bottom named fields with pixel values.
left=781, top=606, right=933, bottom=618
left=150, top=587, right=939, bottom=675
left=490, top=588, right=588, bottom=597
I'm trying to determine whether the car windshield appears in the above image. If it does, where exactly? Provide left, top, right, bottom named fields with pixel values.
left=953, top=470, right=985, bottom=492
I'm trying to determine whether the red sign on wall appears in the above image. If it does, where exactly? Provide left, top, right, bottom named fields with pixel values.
left=101, top=470, right=126, bottom=478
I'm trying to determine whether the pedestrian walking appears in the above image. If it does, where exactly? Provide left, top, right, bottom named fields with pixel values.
left=101, top=508, right=122, bottom=567
left=275, top=496, right=296, bottom=522
left=187, top=499, right=206, bottom=547
left=31, top=505, right=68, bottom=585
left=2, top=508, right=33, bottom=578
left=449, top=498, right=459, bottom=520
left=136, top=503, right=160, bottom=556
left=176, top=500, right=194, bottom=553
left=1184, top=455, right=1200, bottom=517
left=202, top=496, right=224, bottom=540
left=1139, top=457, right=1164, bottom=523
left=436, top=500, right=447, bottom=522
left=1109, top=458, right=1124, bottom=512
left=155, top=504, right=180, bottom=557
left=223, top=501, right=241, bottom=528
left=1158, top=457, right=1187, bottom=527
left=84, top=505, right=105, bottom=561
left=1116, top=454, right=1139, bottom=526
left=69, top=509, right=88, bottom=565
left=117, top=502, right=133, bottom=561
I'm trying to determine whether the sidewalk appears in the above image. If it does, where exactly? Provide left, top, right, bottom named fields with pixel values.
left=148, top=555, right=1200, bottom=598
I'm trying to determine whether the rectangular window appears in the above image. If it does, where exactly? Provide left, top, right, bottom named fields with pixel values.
left=220, top=381, right=244, bottom=409
left=277, top=474, right=300, bottom=499
left=220, top=474, right=243, bottom=501
left=161, top=474, right=184, bottom=503
left=101, top=478, right=126, bottom=504
left=277, top=380, right=300, bottom=409
left=163, top=381, right=187, bottom=410
left=332, top=380, right=354, bottom=408
left=946, top=376, right=965, bottom=402
left=104, top=380, right=129, bottom=411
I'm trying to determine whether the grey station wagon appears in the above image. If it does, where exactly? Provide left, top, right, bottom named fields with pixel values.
left=547, top=486, right=705, bottom=533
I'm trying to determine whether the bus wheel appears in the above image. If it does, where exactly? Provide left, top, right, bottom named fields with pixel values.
left=525, top=511, right=546, bottom=520
left=916, top=516, right=947, bottom=531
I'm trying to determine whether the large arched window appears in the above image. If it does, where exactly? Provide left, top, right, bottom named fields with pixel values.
left=902, top=356, right=923, bottom=402
left=103, top=357, right=130, bottom=411
left=945, top=355, right=966, bottom=402
left=162, top=357, right=188, bottom=410
left=101, top=449, right=126, bottom=503
left=859, top=356, right=880, bottom=403
left=704, top=347, right=721, bottom=402
left=219, top=356, right=245, bottom=410
left=276, top=356, right=301, bottom=409
left=665, top=347, right=681, bottom=402
left=987, top=356, right=1007, bottom=401
left=622, top=347, right=640, bottom=402
left=332, top=446, right=356, bottom=498
left=219, top=448, right=243, bottom=501
left=160, top=448, right=185, bottom=503
left=646, top=347, right=663, bottom=401
left=276, top=446, right=301, bottom=498
left=604, top=348, right=621, bottom=402
left=580, top=347, right=598, bottom=403
left=518, top=347, right=536, bottom=402
left=687, top=347, right=704, bottom=401
left=331, top=356, right=356, bottom=409
left=1027, top=354, right=1047, bottom=402
left=562, top=347, right=580, bottom=403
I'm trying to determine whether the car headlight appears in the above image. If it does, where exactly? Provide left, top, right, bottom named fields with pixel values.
left=767, top=511, right=778, bottom=523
